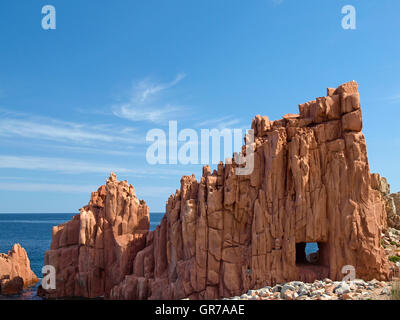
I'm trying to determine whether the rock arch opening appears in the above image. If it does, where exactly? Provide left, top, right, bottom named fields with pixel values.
left=296, top=242, right=320, bottom=265
left=296, top=242, right=330, bottom=283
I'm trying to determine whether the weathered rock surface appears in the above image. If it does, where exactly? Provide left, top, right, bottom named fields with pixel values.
left=0, top=244, right=38, bottom=295
left=390, top=193, right=400, bottom=228
left=380, top=227, right=400, bottom=276
left=371, top=175, right=400, bottom=229
left=38, top=173, right=149, bottom=299
left=42, top=81, right=391, bottom=300
left=306, top=252, right=320, bottom=264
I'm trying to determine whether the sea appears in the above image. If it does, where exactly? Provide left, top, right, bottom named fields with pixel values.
left=0, top=213, right=318, bottom=300
left=0, top=212, right=164, bottom=300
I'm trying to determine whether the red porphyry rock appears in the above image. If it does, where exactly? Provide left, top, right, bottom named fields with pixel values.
left=0, top=244, right=38, bottom=295
left=39, top=173, right=149, bottom=299
left=42, top=81, right=391, bottom=300
left=110, top=81, right=389, bottom=300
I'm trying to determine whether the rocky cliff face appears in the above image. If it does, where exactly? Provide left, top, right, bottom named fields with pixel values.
left=372, top=175, right=400, bottom=230
left=389, top=193, right=400, bottom=228
left=41, top=81, right=391, bottom=300
left=39, top=173, right=149, bottom=298
left=0, top=244, right=38, bottom=295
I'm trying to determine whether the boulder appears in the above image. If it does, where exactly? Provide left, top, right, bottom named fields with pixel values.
left=306, top=252, right=320, bottom=264
left=0, top=277, right=23, bottom=295
left=0, top=244, right=38, bottom=295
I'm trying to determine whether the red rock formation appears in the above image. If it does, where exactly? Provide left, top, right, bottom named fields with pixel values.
left=39, top=173, right=149, bottom=298
left=0, top=244, right=38, bottom=295
left=110, top=81, right=390, bottom=299
left=371, top=174, right=400, bottom=229
left=42, top=81, right=390, bottom=300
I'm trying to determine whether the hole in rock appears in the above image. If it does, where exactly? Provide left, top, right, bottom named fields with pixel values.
left=296, top=242, right=329, bottom=282
left=296, top=242, right=320, bottom=265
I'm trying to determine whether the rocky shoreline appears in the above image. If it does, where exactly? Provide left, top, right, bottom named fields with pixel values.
left=3, top=81, right=400, bottom=300
left=225, top=279, right=394, bottom=300
left=225, top=224, right=400, bottom=301
left=37, top=81, right=396, bottom=300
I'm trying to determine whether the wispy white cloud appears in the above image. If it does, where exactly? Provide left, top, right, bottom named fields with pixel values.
left=112, top=73, right=187, bottom=123
left=48, top=145, right=141, bottom=157
left=113, top=103, right=182, bottom=123
left=0, top=182, right=177, bottom=197
left=0, top=176, right=32, bottom=181
left=387, top=94, right=400, bottom=103
left=195, top=116, right=243, bottom=130
left=0, top=182, right=97, bottom=193
left=0, top=155, right=130, bottom=174
left=0, top=110, right=141, bottom=145
left=271, top=0, right=284, bottom=5
left=138, top=73, right=186, bottom=102
left=0, top=118, right=124, bottom=143
left=0, top=155, right=192, bottom=177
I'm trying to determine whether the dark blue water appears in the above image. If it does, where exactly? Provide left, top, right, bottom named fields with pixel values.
left=0, top=214, right=76, bottom=277
left=0, top=212, right=163, bottom=299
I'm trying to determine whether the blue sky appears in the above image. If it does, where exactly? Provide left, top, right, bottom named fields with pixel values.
left=0, top=0, right=399, bottom=213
